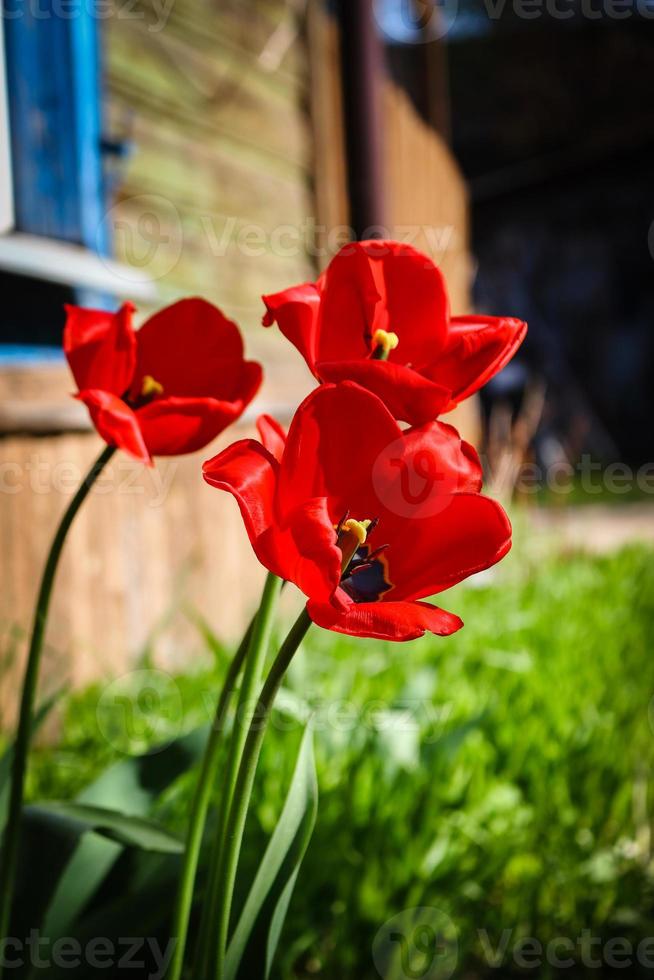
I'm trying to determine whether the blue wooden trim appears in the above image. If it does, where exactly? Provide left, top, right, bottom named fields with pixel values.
left=3, top=0, right=107, bottom=253
left=0, top=345, right=64, bottom=366
left=70, top=10, right=108, bottom=255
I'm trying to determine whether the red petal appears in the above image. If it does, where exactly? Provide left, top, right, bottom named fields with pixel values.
left=64, top=303, right=136, bottom=395
left=399, top=420, right=483, bottom=495
left=307, top=595, right=463, bottom=641
left=318, top=241, right=450, bottom=368
left=283, top=497, right=344, bottom=606
left=315, top=244, right=380, bottom=362
left=203, top=438, right=278, bottom=548
left=427, top=316, right=528, bottom=408
left=262, top=284, right=321, bottom=373
left=236, top=360, right=264, bottom=409
left=317, top=359, right=451, bottom=425
left=136, top=397, right=248, bottom=457
left=387, top=493, right=512, bottom=602
left=203, top=444, right=341, bottom=601
left=76, top=389, right=151, bottom=464
left=276, top=382, right=401, bottom=521
left=134, top=298, right=260, bottom=401
left=349, top=416, right=484, bottom=549
left=256, top=414, right=287, bottom=462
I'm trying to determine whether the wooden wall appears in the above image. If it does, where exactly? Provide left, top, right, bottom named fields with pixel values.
left=104, top=0, right=317, bottom=326
left=0, top=419, right=269, bottom=719
left=383, top=78, right=478, bottom=442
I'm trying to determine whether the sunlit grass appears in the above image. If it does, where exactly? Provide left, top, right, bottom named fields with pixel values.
left=27, top=545, right=654, bottom=978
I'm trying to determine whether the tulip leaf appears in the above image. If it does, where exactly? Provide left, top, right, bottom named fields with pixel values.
left=35, top=724, right=209, bottom=941
left=225, top=725, right=318, bottom=980
left=24, top=801, right=184, bottom=854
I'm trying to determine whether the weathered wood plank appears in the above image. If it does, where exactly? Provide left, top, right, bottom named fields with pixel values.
left=106, top=28, right=311, bottom=175
left=103, top=0, right=315, bottom=314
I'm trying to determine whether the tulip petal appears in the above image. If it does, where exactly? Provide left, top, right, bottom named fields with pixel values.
left=399, top=420, right=484, bottom=495
left=137, top=397, right=248, bottom=457
left=427, top=315, right=528, bottom=408
left=76, top=389, right=151, bottom=465
left=317, top=359, right=451, bottom=426
left=237, top=360, right=265, bottom=408
left=256, top=414, right=287, bottom=462
left=315, top=244, right=380, bottom=362
left=134, top=298, right=259, bottom=401
left=262, top=284, right=321, bottom=373
left=307, top=595, right=463, bottom=641
left=276, top=382, right=401, bottom=521
left=203, top=438, right=278, bottom=547
left=64, top=303, right=136, bottom=395
left=318, top=241, right=450, bottom=368
left=283, top=497, right=344, bottom=607
left=203, top=444, right=341, bottom=602
left=387, top=493, right=512, bottom=602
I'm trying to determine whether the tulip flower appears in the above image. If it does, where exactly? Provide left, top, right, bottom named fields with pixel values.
left=203, top=382, right=512, bottom=641
left=65, top=298, right=262, bottom=464
left=262, top=240, right=527, bottom=425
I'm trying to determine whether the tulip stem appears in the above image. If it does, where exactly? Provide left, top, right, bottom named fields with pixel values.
left=167, top=615, right=256, bottom=980
left=195, top=572, right=284, bottom=977
left=211, top=607, right=312, bottom=980
left=0, top=444, right=115, bottom=964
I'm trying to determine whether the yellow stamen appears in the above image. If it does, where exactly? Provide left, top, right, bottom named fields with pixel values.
left=341, top=518, right=371, bottom=547
left=141, top=375, right=164, bottom=399
left=337, top=518, right=372, bottom=572
left=372, top=329, right=399, bottom=357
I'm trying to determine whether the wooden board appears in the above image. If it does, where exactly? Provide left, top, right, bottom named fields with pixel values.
left=104, top=0, right=316, bottom=322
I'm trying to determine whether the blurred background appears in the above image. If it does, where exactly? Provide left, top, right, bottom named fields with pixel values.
left=1, top=1, right=654, bottom=976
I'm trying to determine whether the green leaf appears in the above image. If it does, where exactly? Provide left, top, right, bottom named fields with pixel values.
left=0, top=687, right=66, bottom=830
left=225, top=726, right=318, bottom=980
left=25, top=802, right=184, bottom=854
left=37, top=724, right=208, bottom=940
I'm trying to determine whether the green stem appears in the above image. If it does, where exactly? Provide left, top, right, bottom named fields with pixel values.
left=167, top=617, right=255, bottom=980
left=196, top=573, right=284, bottom=976
left=212, top=608, right=312, bottom=980
left=0, top=444, right=115, bottom=959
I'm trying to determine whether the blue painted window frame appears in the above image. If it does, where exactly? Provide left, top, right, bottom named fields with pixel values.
left=2, top=0, right=108, bottom=254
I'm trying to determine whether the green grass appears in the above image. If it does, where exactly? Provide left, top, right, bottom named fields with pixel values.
left=25, top=545, right=654, bottom=978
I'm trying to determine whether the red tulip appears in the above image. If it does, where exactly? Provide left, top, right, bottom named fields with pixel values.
left=64, top=298, right=262, bottom=465
left=203, top=383, right=512, bottom=642
left=262, top=240, right=527, bottom=425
